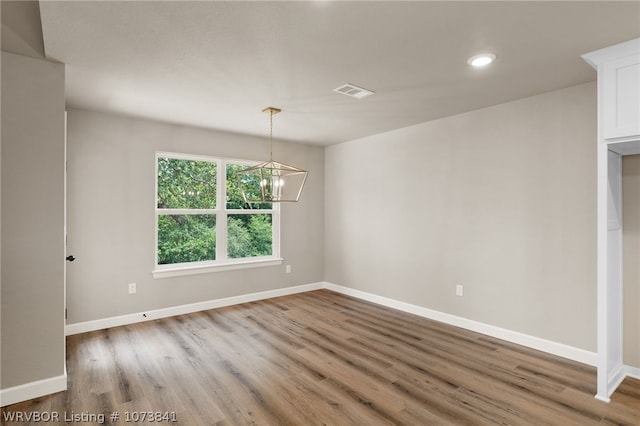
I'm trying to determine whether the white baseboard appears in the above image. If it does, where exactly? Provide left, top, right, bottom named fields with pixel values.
left=0, top=374, right=66, bottom=407
left=607, top=363, right=627, bottom=399
left=65, top=282, right=325, bottom=336
left=624, top=365, right=640, bottom=380
left=603, top=364, right=640, bottom=400
left=324, top=282, right=599, bottom=367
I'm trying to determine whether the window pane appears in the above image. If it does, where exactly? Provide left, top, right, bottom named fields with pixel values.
left=158, top=214, right=216, bottom=264
left=227, top=163, right=272, bottom=209
left=157, top=157, right=216, bottom=209
left=227, top=214, right=272, bottom=258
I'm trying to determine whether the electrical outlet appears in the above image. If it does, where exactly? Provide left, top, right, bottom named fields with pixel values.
left=456, top=285, right=463, bottom=297
left=128, top=282, right=136, bottom=294
left=285, top=265, right=291, bottom=274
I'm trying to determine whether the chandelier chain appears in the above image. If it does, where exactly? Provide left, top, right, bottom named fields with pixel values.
left=269, top=109, right=273, bottom=161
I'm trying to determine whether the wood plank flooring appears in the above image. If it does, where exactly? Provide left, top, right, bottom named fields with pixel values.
left=3, top=289, right=639, bottom=425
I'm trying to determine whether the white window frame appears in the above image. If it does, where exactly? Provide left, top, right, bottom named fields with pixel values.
left=153, top=152, right=281, bottom=279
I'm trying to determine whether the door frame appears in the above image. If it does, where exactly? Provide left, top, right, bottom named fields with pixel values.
left=597, top=138, right=640, bottom=401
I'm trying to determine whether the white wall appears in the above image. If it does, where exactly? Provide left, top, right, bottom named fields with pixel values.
left=65, top=109, right=324, bottom=324
left=1, top=52, right=65, bottom=394
left=325, top=82, right=597, bottom=352
left=623, top=154, right=640, bottom=368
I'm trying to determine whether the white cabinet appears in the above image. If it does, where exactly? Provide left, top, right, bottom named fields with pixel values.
left=583, top=38, right=640, bottom=402
left=603, top=54, right=640, bottom=139
left=584, top=38, right=640, bottom=141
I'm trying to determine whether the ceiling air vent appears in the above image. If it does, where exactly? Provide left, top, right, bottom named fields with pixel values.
left=333, top=83, right=375, bottom=99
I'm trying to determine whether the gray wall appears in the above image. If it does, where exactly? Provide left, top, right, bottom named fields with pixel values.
left=1, top=52, right=65, bottom=389
left=325, top=82, right=597, bottom=352
left=65, top=109, right=324, bottom=324
left=623, top=154, right=640, bottom=368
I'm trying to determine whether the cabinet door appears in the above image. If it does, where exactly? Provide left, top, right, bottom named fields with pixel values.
left=603, top=53, right=640, bottom=140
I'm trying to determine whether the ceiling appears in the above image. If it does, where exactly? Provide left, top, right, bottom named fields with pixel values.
left=36, top=1, right=640, bottom=146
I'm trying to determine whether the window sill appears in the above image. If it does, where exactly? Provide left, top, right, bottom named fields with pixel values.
left=152, top=258, right=283, bottom=279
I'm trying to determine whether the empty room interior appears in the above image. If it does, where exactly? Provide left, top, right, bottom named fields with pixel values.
left=2, top=1, right=640, bottom=424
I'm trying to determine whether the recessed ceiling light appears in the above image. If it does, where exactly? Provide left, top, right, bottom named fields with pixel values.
left=467, top=53, right=496, bottom=68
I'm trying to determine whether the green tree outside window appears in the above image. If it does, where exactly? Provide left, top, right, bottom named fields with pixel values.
left=156, top=156, right=274, bottom=266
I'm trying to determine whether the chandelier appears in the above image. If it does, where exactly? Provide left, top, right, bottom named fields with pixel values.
left=236, top=107, right=308, bottom=203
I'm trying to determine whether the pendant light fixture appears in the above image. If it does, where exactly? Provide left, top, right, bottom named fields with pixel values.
left=236, top=107, right=308, bottom=203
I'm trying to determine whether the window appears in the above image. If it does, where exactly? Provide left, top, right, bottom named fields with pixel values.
left=154, top=152, right=280, bottom=277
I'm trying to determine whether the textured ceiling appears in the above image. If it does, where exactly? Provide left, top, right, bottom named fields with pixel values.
left=39, top=1, right=640, bottom=146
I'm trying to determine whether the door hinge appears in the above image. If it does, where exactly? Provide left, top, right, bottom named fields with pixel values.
left=65, top=308, right=68, bottom=320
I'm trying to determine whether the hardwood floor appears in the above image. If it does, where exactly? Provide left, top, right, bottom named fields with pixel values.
left=3, top=289, right=639, bottom=425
